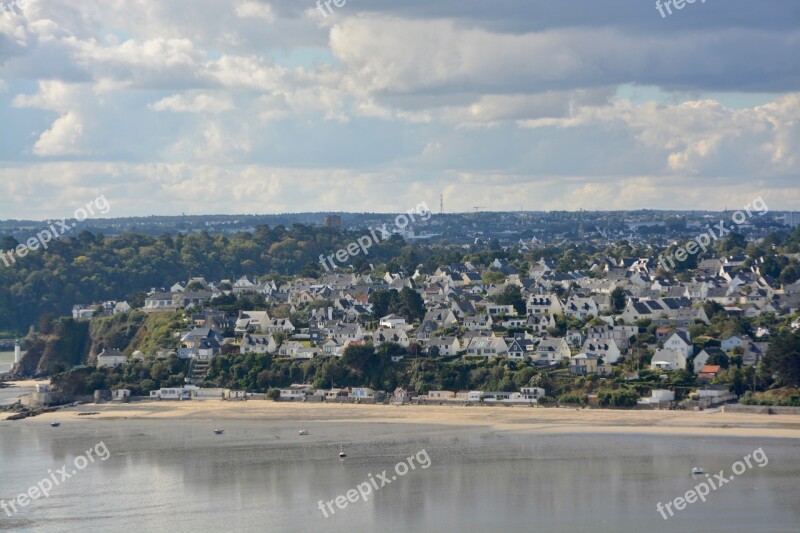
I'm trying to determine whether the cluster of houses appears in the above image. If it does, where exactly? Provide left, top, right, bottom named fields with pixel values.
left=80, top=253, right=800, bottom=396
left=275, top=384, right=548, bottom=405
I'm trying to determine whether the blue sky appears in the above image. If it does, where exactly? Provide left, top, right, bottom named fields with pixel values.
left=0, top=0, right=799, bottom=219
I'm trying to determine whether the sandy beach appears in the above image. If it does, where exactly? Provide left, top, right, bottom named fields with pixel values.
left=4, top=381, right=800, bottom=439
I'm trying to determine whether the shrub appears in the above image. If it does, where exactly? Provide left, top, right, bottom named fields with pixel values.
left=558, top=393, right=588, bottom=405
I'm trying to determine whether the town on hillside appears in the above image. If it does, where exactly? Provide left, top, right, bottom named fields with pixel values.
left=8, top=213, right=800, bottom=413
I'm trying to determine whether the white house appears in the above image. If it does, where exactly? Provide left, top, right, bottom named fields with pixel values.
left=235, top=310, right=272, bottom=334
left=465, top=336, right=508, bottom=358
left=467, top=391, right=483, bottom=402
left=638, top=389, right=675, bottom=405
left=322, top=338, right=343, bottom=357
left=240, top=334, right=278, bottom=355
left=264, top=319, right=295, bottom=334
left=526, top=313, right=555, bottom=334
left=379, top=314, right=409, bottom=329
left=535, top=338, right=571, bottom=364
left=350, top=387, right=376, bottom=399
left=650, top=349, right=687, bottom=371
left=663, top=330, right=693, bottom=358
left=485, top=303, right=517, bottom=316
left=96, top=348, right=126, bottom=368
left=512, top=387, right=546, bottom=403
left=279, top=384, right=313, bottom=400
left=292, top=347, right=320, bottom=360
left=112, top=389, right=131, bottom=401
left=277, top=340, right=304, bottom=358
left=581, top=339, right=623, bottom=365
left=428, top=337, right=461, bottom=357
left=527, top=295, right=563, bottom=316
left=569, top=353, right=611, bottom=376
left=563, top=296, right=599, bottom=320
left=372, top=327, right=411, bottom=347
left=149, top=387, right=190, bottom=400
left=507, top=337, right=536, bottom=361
left=464, top=314, right=493, bottom=331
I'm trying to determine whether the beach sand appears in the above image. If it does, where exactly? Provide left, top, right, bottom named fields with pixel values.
left=4, top=385, right=800, bottom=439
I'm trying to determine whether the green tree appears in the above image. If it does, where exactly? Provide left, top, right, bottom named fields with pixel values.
left=610, top=287, right=626, bottom=313
left=762, top=332, right=800, bottom=387
left=482, top=271, right=506, bottom=284
left=492, top=285, right=526, bottom=315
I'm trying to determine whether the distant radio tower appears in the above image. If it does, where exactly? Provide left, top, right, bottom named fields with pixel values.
left=440, top=193, right=444, bottom=214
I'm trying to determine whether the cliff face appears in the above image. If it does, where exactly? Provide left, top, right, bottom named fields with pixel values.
left=15, top=312, right=156, bottom=377
left=16, top=319, right=90, bottom=377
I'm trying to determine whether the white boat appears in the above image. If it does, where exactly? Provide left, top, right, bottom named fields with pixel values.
left=692, top=467, right=705, bottom=475
left=213, top=429, right=224, bottom=435
left=50, top=421, right=60, bottom=427
left=299, top=430, right=309, bottom=435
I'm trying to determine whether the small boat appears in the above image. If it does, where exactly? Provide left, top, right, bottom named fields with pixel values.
left=213, top=429, right=224, bottom=435
left=50, top=422, right=61, bottom=427
left=338, top=443, right=347, bottom=458
left=692, top=467, right=705, bottom=475
left=299, top=430, right=309, bottom=436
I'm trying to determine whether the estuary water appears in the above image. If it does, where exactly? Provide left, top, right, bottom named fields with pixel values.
left=0, top=419, right=798, bottom=532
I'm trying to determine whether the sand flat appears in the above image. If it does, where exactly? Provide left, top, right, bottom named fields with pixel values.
left=7, top=399, right=799, bottom=439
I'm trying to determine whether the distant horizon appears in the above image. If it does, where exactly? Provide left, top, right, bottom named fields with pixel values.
left=1, top=206, right=800, bottom=225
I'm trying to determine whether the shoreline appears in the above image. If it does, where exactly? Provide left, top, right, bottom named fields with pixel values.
left=4, top=393, right=800, bottom=439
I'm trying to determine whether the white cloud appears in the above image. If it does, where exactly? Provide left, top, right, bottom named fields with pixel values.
left=12, top=81, right=89, bottom=156
left=235, top=1, right=276, bottom=22
left=1, top=1, right=798, bottom=217
left=32, top=111, right=85, bottom=156
left=148, top=92, right=236, bottom=113
left=518, top=94, right=800, bottom=176
left=66, top=36, right=204, bottom=88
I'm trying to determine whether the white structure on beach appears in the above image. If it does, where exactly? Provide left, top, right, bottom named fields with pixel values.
left=149, top=386, right=197, bottom=400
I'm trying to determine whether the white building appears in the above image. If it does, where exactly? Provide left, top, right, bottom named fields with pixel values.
left=149, top=387, right=191, bottom=400
left=638, top=389, right=675, bottom=405
left=350, top=387, right=376, bottom=399
left=96, top=348, right=126, bottom=368
left=379, top=314, right=409, bottom=329
left=663, top=330, right=693, bottom=359
left=279, top=384, right=313, bottom=400
left=650, top=349, right=687, bottom=371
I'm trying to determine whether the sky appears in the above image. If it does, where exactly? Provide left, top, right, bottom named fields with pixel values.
left=0, top=0, right=799, bottom=219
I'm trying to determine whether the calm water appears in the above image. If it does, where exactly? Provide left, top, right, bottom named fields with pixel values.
left=0, top=419, right=798, bottom=532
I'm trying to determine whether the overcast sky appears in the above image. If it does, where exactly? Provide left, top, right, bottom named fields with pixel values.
left=1, top=0, right=799, bottom=219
